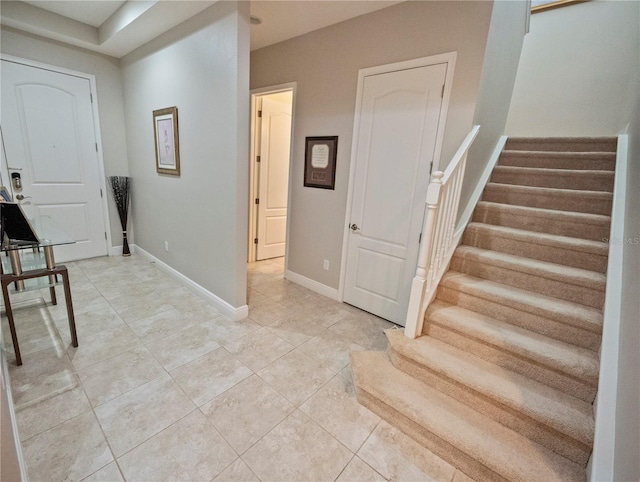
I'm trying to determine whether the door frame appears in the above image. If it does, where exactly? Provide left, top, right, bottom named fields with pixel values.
left=1, top=129, right=12, bottom=198
left=338, top=52, right=457, bottom=302
left=248, top=82, right=297, bottom=263
left=0, top=54, right=113, bottom=256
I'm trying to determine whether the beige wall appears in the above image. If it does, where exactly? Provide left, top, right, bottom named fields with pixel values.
left=251, top=1, right=493, bottom=289
left=120, top=1, right=250, bottom=308
left=461, top=0, right=527, bottom=214
left=0, top=27, right=129, bottom=247
left=505, top=1, right=639, bottom=136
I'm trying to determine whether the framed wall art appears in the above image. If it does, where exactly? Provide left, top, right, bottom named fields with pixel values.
left=304, top=136, right=338, bottom=190
left=153, top=106, right=180, bottom=176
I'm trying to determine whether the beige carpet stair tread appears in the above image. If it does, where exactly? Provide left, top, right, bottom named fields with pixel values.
left=448, top=254, right=604, bottom=310
left=463, top=222, right=608, bottom=273
left=440, top=271, right=603, bottom=334
left=490, top=166, right=614, bottom=192
left=385, top=330, right=594, bottom=446
left=464, top=222, right=608, bottom=256
left=482, top=183, right=612, bottom=215
left=452, top=245, right=606, bottom=292
left=436, top=284, right=602, bottom=352
left=474, top=201, right=612, bottom=225
left=349, top=137, right=609, bottom=480
left=504, top=137, right=617, bottom=152
left=499, top=151, right=616, bottom=171
left=351, top=351, right=586, bottom=482
left=473, top=201, right=610, bottom=241
left=425, top=300, right=599, bottom=384
left=424, top=305, right=598, bottom=404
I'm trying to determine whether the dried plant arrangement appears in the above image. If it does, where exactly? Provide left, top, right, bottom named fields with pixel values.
left=108, top=176, right=131, bottom=256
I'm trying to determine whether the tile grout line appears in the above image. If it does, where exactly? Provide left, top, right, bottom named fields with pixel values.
left=12, top=255, right=401, bottom=481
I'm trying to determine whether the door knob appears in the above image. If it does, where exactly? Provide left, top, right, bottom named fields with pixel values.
left=350, top=223, right=360, bottom=232
left=15, top=194, right=31, bottom=201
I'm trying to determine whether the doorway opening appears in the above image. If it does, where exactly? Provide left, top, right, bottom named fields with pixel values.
left=248, top=85, right=295, bottom=264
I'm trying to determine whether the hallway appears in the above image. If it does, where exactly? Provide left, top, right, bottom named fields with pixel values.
left=2, top=254, right=472, bottom=481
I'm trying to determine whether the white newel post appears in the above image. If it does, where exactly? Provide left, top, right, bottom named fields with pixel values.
left=402, top=125, right=480, bottom=339
left=404, top=171, right=443, bottom=338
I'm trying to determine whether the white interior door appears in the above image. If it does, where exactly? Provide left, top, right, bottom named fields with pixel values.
left=1, top=60, right=108, bottom=262
left=257, top=92, right=292, bottom=260
left=343, top=63, right=448, bottom=325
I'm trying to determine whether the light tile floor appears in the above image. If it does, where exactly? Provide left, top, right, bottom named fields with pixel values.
left=1, top=254, right=469, bottom=481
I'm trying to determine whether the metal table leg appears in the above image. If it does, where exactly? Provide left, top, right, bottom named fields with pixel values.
left=1, top=279, right=22, bottom=366
left=7, top=250, right=24, bottom=292
left=60, top=268, right=78, bottom=348
left=44, top=246, right=58, bottom=305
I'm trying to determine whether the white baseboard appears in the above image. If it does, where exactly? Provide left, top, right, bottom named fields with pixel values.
left=133, top=245, right=249, bottom=321
left=285, top=269, right=340, bottom=301
left=109, top=244, right=134, bottom=257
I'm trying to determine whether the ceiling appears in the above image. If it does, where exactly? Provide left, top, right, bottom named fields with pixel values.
left=1, top=1, right=401, bottom=58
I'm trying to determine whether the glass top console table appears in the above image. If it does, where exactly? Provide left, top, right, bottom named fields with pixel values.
left=1, top=214, right=78, bottom=366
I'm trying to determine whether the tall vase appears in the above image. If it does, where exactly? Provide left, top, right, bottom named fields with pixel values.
left=107, top=175, right=131, bottom=258
left=122, top=231, right=131, bottom=256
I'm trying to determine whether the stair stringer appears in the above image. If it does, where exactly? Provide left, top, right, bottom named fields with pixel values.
left=351, top=136, right=618, bottom=482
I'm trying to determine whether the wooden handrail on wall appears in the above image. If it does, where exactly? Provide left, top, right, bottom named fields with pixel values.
left=404, top=125, right=480, bottom=339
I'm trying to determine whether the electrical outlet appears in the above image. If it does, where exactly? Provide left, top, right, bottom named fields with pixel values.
left=164, top=241, right=169, bottom=252
left=323, top=259, right=329, bottom=270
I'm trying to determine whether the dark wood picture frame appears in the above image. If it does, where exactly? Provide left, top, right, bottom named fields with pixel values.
left=153, top=106, right=180, bottom=176
left=304, top=136, right=338, bottom=190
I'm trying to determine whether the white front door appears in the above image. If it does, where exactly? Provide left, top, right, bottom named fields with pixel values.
left=256, top=92, right=292, bottom=260
left=343, top=62, right=448, bottom=325
left=1, top=60, right=108, bottom=262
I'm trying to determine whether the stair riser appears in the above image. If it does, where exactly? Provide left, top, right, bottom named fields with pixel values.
left=499, top=153, right=616, bottom=171
left=353, top=386, right=507, bottom=482
left=461, top=230, right=608, bottom=273
left=472, top=205, right=610, bottom=242
left=425, top=322, right=596, bottom=403
left=450, top=257, right=605, bottom=309
left=490, top=169, right=614, bottom=192
left=436, top=286, right=601, bottom=350
left=482, top=186, right=612, bottom=216
left=388, top=349, right=591, bottom=466
left=505, top=138, right=617, bottom=152
left=353, top=351, right=587, bottom=481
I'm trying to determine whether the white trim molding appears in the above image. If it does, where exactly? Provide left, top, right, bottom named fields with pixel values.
left=588, top=134, right=628, bottom=482
left=134, top=245, right=249, bottom=321
left=1, top=347, right=29, bottom=482
left=0, top=54, right=114, bottom=258
left=285, top=269, right=340, bottom=301
left=109, top=244, right=134, bottom=257
left=339, top=51, right=457, bottom=302
left=404, top=125, right=480, bottom=338
left=454, top=135, right=507, bottom=241
left=248, top=82, right=297, bottom=264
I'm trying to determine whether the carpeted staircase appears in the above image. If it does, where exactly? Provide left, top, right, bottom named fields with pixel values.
left=351, top=137, right=617, bottom=481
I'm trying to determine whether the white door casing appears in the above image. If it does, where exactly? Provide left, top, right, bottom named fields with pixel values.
left=256, top=92, right=293, bottom=260
left=1, top=132, right=11, bottom=197
left=342, top=55, right=454, bottom=325
left=1, top=59, right=109, bottom=262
